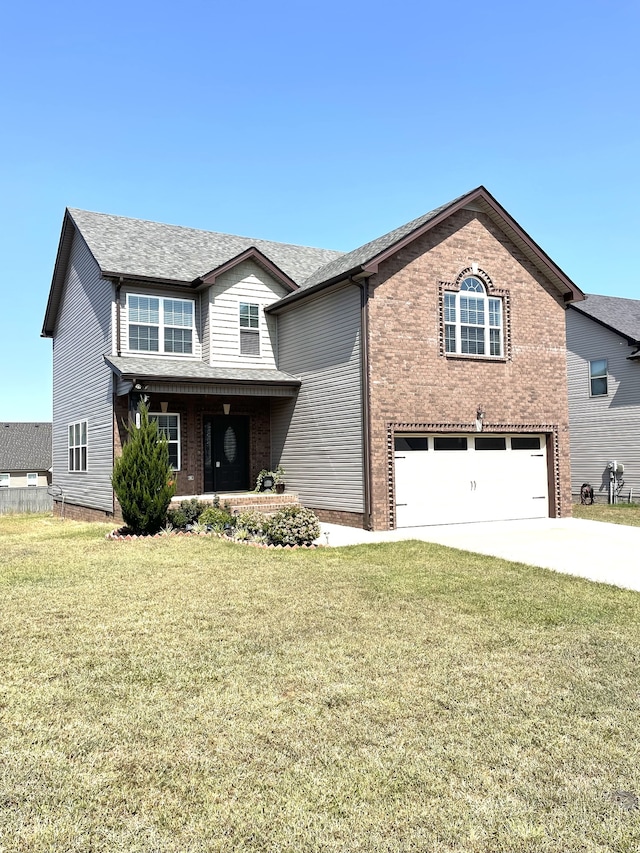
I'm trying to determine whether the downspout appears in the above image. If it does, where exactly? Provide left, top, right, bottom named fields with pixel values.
left=351, top=276, right=373, bottom=530
left=115, top=277, right=123, bottom=356
left=114, top=277, right=123, bottom=519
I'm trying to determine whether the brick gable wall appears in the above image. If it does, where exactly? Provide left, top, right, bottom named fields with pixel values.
left=365, top=209, right=571, bottom=530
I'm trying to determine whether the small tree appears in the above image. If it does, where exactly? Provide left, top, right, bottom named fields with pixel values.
left=111, top=403, right=176, bottom=535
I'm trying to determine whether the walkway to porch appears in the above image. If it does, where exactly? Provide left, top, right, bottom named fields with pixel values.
left=171, top=491, right=299, bottom=515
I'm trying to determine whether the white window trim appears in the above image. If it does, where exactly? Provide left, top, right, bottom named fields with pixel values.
left=68, top=419, right=88, bottom=473
left=149, top=412, right=181, bottom=471
left=0, top=473, right=9, bottom=488
left=27, top=473, right=38, bottom=487
left=239, top=302, right=260, bottom=356
left=589, top=358, right=608, bottom=397
left=126, top=293, right=195, bottom=357
left=444, top=277, right=504, bottom=358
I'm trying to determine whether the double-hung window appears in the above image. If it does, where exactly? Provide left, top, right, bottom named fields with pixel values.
left=27, top=473, right=38, bottom=487
left=589, top=359, right=608, bottom=396
left=68, top=420, right=88, bottom=472
left=128, top=294, right=194, bottom=355
left=0, top=473, right=9, bottom=488
left=444, top=277, right=503, bottom=357
left=239, top=303, right=260, bottom=355
left=150, top=413, right=180, bottom=469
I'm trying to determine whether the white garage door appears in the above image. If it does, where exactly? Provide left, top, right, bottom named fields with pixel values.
left=394, top=434, right=549, bottom=527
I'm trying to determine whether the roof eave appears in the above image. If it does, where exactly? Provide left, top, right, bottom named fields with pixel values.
left=41, top=210, right=76, bottom=337
left=102, top=271, right=194, bottom=288
left=105, top=357, right=301, bottom=387
left=569, top=303, right=640, bottom=347
left=267, top=267, right=368, bottom=313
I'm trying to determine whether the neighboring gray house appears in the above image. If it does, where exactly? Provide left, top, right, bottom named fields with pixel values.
left=42, top=187, right=583, bottom=529
left=566, top=294, right=640, bottom=502
left=0, top=422, right=52, bottom=488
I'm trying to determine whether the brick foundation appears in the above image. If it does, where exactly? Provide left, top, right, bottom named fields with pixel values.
left=310, top=508, right=366, bottom=528
left=54, top=500, right=120, bottom=524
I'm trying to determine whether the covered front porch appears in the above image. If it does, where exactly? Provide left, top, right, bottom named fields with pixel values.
left=108, top=356, right=300, bottom=501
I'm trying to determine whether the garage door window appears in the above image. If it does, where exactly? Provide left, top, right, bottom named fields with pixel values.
left=511, top=436, right=541, bottom=450
left=434, top=437, right=468, bottom=451
left=475, top=436, right=506, bottom=450
left=395, top=437, right=428, bottom=451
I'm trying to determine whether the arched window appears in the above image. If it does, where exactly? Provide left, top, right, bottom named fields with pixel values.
left=444, top=277, right=503, bottom=356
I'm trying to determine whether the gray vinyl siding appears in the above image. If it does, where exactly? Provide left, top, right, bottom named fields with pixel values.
left=271, top=284, right=364, bottom=513
left=566, top=308, right=640, bottom=500
left=207, top=260, right=287, bottom=368
left=52, top=232, right=115, bottom=512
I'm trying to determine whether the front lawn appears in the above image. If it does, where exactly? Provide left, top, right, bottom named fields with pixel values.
left=1, top=515, right=639, bottom=852
left=573, top=501, right=640, bottom=528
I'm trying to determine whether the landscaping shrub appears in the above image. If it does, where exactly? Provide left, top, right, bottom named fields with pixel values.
left=199, top=504, right=236, bottom=532
left=166, top=498, right=208, bottom=529
left=265, top=505, right=320, bottom=546
left=235, top=509, right=267, bottom=535
left=111, top=404, right=175, bottom=535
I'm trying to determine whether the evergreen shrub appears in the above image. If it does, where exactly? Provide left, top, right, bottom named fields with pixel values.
left=111, top=404, right=176, bottom=535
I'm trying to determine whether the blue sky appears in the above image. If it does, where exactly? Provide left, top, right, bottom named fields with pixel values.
left=1, top=0, right=638, bottom=421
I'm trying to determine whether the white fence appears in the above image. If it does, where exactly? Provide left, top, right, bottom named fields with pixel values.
left=0, top=487, right=53, bottom=515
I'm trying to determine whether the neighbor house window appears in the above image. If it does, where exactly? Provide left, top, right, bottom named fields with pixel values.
left=239, top=303, right=260, bottom=355
left=27, top=473, right=38, bottom=487
left=444, top=277, right=503, bottom=357
left=589, top=359, right=608, bottom=396
left=127, top=294, right=194, bottom=355
left=150, top=413, right=180, bottom=469
left=68, top=420, right=88, bottom=472
left=0, top=473, right=9, bottom=488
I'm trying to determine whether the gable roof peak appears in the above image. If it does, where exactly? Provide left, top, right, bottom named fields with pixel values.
left=272, top=186, right=582, bottom=308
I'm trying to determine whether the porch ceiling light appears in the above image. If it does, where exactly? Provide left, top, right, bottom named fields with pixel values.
left=160, top=401, right=169, bottom=413
left=223, top=402, right=231, bottom=416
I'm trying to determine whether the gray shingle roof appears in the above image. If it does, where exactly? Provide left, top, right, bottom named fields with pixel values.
left=105, top=356, right=300, bottom=385
left=0, top=423, right=52, bottom=471
left=69, top=209, right=344, bottom=285
left=571, top=294, right=640, bottom=344
left=42, top=186, right=581, bottom=339
left=298, top=195, right=464, bottom=290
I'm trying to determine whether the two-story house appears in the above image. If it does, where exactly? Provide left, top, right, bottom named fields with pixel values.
left=42, top=186, right=583, bottom=530
left=566, top=294, right=640, bottom=502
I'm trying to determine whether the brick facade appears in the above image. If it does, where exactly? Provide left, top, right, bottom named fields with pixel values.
left=365, top=209, right=572, bottom=530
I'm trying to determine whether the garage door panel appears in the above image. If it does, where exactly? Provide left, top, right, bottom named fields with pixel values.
left=394, top=434, right=549, bottom=527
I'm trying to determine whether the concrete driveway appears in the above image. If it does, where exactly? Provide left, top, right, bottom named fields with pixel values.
left=319, top=517, right=640, bottom=592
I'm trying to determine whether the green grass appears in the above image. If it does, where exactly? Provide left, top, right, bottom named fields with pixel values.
left=573, top=501, right=640, bottom=527
left=1, top=514, right=640, bottom=852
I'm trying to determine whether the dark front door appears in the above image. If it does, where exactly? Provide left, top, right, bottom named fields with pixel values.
left=203, top=416, right=249, bottom=492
